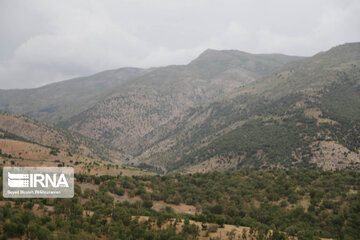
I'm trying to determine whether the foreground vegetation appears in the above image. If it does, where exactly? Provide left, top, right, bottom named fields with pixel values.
left=0, top=169, right=359, bottom=239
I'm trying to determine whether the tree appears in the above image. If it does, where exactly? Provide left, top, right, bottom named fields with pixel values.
left=142, top=200, right=153, bottom=209
left=182, top=223, right=199, bottom=240
left=3, top=222, right=25, bottom=237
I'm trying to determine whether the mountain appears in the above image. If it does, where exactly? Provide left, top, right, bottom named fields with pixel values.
left=0, top=50, right=301, bottom=156
left=59, top=50, right=302, bottom=154
left=2, top=43, right=358, bottom=173
left=133, top=43, right=360, bottom=172
left=0, top=67, right=149, bottom=123
left=0, top=111, right=125, bottom=164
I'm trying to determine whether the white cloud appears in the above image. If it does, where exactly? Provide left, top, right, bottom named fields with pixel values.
left=0, top=0, right=359, bottom=89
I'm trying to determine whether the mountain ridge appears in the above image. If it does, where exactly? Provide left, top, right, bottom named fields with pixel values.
left=1, top=43, right=359, bottom=173
left=0, top=67, right=150, bottom=123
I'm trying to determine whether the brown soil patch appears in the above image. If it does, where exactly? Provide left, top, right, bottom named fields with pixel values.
left=152, top=201, right=199, bottom=215
left=32, top=204, right=54, bottom=216
left=109, top=192, right=142, bottom=203
left=79, top=182, right=99, bottom=192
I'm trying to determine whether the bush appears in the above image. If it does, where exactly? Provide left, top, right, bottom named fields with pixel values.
left=142, top=200, right=153, bottom=209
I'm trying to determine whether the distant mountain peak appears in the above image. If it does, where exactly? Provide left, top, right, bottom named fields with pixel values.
left=192, top=48, right=248, bottom=63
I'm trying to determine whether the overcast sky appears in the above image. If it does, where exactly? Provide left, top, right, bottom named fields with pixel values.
left=0, top=0, right=359, bottom=89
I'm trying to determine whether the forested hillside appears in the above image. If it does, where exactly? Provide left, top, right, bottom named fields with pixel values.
left=0, top=170, right=359, bottom=239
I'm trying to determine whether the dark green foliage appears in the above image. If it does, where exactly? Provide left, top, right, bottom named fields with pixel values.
left=3, top=222, right=25, bottom=237
left=319, top=80, right=360, bottom=152
left=320, top=74, right=360, bottom=122
left=139, top=170, right=360, bottom=239
left=142, top=200, right=153, bottom=209
left=1, top=168, right=360, bottom=239
left=180, top=102, right=318, bottom=170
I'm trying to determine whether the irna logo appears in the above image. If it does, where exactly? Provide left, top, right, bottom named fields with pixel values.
left=3, top=167, right=74, bottom=198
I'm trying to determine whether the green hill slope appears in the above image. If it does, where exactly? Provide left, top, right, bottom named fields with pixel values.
left=134, top=43, right=360, bottom=172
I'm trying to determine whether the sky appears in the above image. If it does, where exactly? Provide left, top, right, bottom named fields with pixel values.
left=0, top=0, right=359, bottom=89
